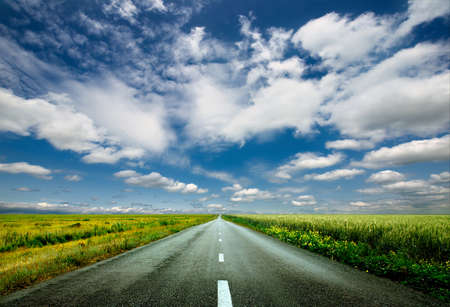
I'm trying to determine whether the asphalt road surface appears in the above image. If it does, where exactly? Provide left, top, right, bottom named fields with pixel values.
left=0, top=217, right=446, bottom=306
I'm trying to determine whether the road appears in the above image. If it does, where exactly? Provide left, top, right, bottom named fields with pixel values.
left=0, top=217, right=445, bottom=306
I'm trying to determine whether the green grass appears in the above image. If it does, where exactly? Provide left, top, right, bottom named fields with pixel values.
left=0, top=214, right=216, bottom=295
left=223, top=214, right=450, bottom=302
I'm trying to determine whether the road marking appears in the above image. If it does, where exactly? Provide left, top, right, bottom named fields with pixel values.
left=217, top=280, right=233, bottom=307
left=218, top=238, right=222, bottom=242
left=219, top=253, right=224, bottom=262
left=219, top=232, right=222, bottom=235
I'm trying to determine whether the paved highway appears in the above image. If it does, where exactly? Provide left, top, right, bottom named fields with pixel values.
left=0, top=217, right=445, bottom=306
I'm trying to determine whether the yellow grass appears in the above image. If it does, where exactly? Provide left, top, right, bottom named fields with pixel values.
left=0, top=214, right=216, bottom=295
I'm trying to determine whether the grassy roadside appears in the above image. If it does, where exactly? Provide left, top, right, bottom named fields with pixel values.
left=0, top=214, right=216, bottom=295
left=223, top=214, right=450, bottom=302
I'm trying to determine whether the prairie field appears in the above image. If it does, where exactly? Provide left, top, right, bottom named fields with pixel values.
left=224, top=214, right=450, bottom=301
left=0, top=214, right=215, bottom=295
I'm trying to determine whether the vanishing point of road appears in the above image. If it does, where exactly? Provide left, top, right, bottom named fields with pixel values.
left=0, top=216, right=445, bottom=306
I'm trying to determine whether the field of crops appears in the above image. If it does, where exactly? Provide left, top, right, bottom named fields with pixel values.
left=223, top=214, right=450, bottom=301
left=0, top=214, right=215, bottom=295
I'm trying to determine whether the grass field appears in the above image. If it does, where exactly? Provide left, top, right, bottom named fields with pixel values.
left=0, top=214, right=216, bottom=295
left=223, top=214, right=450, bottom=302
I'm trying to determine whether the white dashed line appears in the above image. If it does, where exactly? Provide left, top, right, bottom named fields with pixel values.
left=219, top=253, right=224, bottom=262
left=217, top=280, right=233, bottom=307
left=218, top=238, right=222, bottom=242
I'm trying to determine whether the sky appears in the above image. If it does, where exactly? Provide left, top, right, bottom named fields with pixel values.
left=0, top=0, right=449, bottom=215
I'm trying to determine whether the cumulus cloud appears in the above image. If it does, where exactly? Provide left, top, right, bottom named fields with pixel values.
left=82, top=147, right=145, bottom=164
left=292, top=1, right=450, bottom=69
left=239, top=15, right=293, bottom=64
left=291, top=195, right=317, bottom=206
left=357, top=171, right=450, bottom=204
left=382, top=180, right=450, bottom=196
left=0, top=162, right=52, bottom=179
left=325, top=44, right=450, bottom=141
left=222, top=183, right=243, bottom=192
left=64, top=174, right=82, bottom=182
left=354, top=135, right=450, bottom=168
left=173, top=27, right=227, bottom=63
left=114, top=170, right=207, bottom=194
left=69, top=77, right=174, bottom=155
left=356, top=187, right=384, bottom=195
left=0, top=88, right=103, bottom=153
left=292, top=12, right=391, bottom=69
left=0, top=86, right=148, bottom=165
left=350, top=201, right=371, bottom=207
left=114, top=170, right=139, bottom=178
left=275, top=153, right=343, bottom=179
left=192, top=166, right=236, bottom=184
left=430, top=171, right=450, bottom=184
left=367, top=170, right=405, bottom=184
left=230, top=188, right=274, bottom=202
left=207, top=203, right=224, bottom=209
left=222, top=77, right=322, bottom=142
left=304, top=168, right=364, bottom=181
left=325, top=139, right=374, bottom=151
left=396, top=0, right=450, bottom=37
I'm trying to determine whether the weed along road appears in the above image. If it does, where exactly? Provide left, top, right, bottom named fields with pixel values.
left=0, top=217, right=443, bottom=307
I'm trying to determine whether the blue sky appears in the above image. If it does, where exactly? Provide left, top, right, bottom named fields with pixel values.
left=0, top=0, right=449, bottom=214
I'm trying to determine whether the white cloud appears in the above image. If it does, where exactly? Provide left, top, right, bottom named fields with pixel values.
left=115, top=170, right=207, bottom=194
left=396, top=0, right=450, bottom=37
left=292, top=1, right=450, bottom=69
left=82, top=146, right=145, bottom=164
left=350, top=201, right=371, bottom=207
left=173, top=27, right=227, bottom=63
left=304, top=168, right=364, bottom=181
left=222, top=77, right=322, bottom=142
left=0, top=86, right=147, bottom=165
left=230, top=188, right=274, bottom=202
left=354, top=135, right=450, bottom=168
left=356, top=187, right=384, bottom=195
left=142, top=0, right=167, bottom=12
left=367, top=170, right=405, bottom=184
left=383, top=180, right=429, bottom=193
left=239, top=15, right=292, bottom=63
left=207, top=203, right=224, bottom=209
left=0, top=162, right=52, bottom=179
left=291, top=195, right=316, bottom=206
left=292, top=12, right=391, bottom=68
left=379, top=180, right=450, bottom=197
left=325, top=139, right=374, bottom=151
left=267, top=57, right=305, bottom=79
left=114, top=170, right=139, bottom=178
left=181, top=76, right=244, bottom=145
left=275, top=153, right=343, bottom=179
left=0, top=87, right=103, bottom=153
left=192, top=166, right=236, bottom=184
left=357, top=170, right=450, bottom=202
left=69, top=77, right=174, bottom=155
left=326, top=44, right=450, bottom=141
left=104, top=0, right=138, bottom=22
left=64, top=174, right=82, bottom=182
left=430, top=171, right=450, bottom=184
left=222, top=183, right=243, bottom=192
